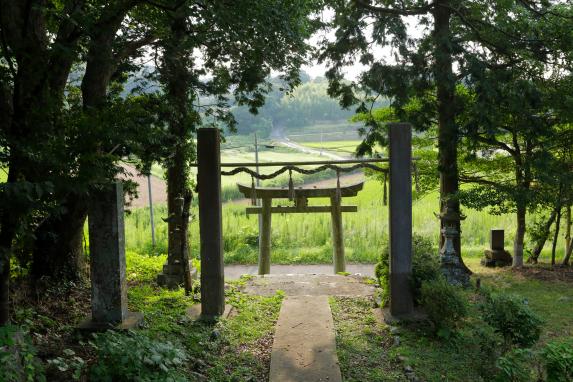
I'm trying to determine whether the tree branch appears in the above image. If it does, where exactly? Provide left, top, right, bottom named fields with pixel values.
left=114, top=33, right=157, bottom=62
left=472, top=134, right=517, bottom=156
left=354, top=0, right=434, bottom=16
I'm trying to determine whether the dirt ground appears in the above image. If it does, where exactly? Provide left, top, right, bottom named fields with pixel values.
left=513, top=265, right=573, bottom=282
left=121, top=164, right=167, bottom=208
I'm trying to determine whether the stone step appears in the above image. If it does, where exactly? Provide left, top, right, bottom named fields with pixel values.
left=269, top=295, right=342, bottom=382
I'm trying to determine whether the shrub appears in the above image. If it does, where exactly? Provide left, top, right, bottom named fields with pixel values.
left=376, top=234, right=439, bottom=306
left=0, top=325, right=46, bottom=382
left=89, top=331, right=188, bottom=382
left=495, top=348, right=536, bottom=382
left=480, top=292, right=543, bottom=348
left=420, top=277, right=467, bottom=338
left=542, top=339, right=573, bottom=382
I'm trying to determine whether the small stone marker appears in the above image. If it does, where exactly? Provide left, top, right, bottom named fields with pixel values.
left=490, top=229, right=505, bottom=250
left=78, top=182, right=142, bottom=331
left=482, top=228, right=513, bottom=267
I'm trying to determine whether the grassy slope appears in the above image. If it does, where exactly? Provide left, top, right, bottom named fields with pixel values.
left=127, top=252, right=285, bottom=381
left=330, top=297, right=406, bottom=382
left=332, top=262, right=573, bottom=382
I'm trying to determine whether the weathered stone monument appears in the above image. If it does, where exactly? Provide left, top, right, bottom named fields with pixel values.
left=439, top=205, right=471, bottom=287
left=482, top=229, right=513, bottom=267
left=78, top=182, right=143, bottom=330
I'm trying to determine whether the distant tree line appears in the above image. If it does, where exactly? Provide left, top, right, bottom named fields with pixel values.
left=231, top=76, right=360, bottom=137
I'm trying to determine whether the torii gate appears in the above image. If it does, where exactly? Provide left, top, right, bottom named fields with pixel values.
left=236, top=181, right=364, bottom=275
left=195, top=123, right=414, bottom=321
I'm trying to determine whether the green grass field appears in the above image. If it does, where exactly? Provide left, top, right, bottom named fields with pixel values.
left=285, top=121, right=362, bottom=142
left=125, top=176, right=568, bottom=266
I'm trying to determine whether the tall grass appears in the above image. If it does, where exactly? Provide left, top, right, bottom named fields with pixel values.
left=125, top=177, right=567, bottom=265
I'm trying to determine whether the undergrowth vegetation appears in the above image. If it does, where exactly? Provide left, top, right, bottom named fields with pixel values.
left=2, top=252, right=284, bottom=381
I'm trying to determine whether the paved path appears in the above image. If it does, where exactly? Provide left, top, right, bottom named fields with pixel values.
left=241, top=274, right=376, bottom=297
left=269, top=296, right=342, bottom=382
left=242, top=273, right=375, bottom=382
left=225, top=263, right=375, bottom=280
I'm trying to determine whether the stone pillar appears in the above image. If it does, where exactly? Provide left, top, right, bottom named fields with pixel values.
left=388, top=123, right=414, bottom=317
left=259, top=198, right=272, bottom=275
left=330, top=195, right=346, bottom=273
left=79, top=182, right=142, bottom=330
left=197, top=128, right=225, bottom=318
left=481, top=228, right=512, bottom=267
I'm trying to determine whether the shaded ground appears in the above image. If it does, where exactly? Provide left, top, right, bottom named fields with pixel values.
left=513, top=265, right=573, bottom=282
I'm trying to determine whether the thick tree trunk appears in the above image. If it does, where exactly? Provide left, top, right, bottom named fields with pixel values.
left=0, top=225, right=13, bottom=326
left=31, top=9, right=124, bottom=280
left=434, top=1, right=470, bottom=274
left=528, top=208, right=558, bottom=264
left=31, top=194, right=88, bottom=281
left=563, top=205, right=572, bottom=266
left=164, top=9, right=193, bottom=276
left=0, top=167, right=18, bottom=326
left=513, top=202, right=526, bottom=267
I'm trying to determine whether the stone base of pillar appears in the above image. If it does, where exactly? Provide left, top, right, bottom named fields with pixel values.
left=186, top=303, right=233, bottom=322
left=77, top=311, right=144, bottom=333
left=381, top=307, right=427, bottom=325
left=156, top=261, right=197, bottom=289
left=440, top=253, right=471, bottom=287
left=481, top=249, right=513, bottom=267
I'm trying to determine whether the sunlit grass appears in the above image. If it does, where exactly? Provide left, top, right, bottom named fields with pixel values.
left=124, top=176, right=568, bottom=265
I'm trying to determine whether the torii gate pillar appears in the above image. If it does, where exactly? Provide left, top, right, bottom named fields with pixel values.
left=388, top=123, right=414, bottom=317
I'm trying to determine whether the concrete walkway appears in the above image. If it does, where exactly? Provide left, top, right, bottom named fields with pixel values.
left=225, top=263, right=375, bottom=280
left=269, top=296, right=342, bottom=382
left=241, top=274, right=375, bottom=382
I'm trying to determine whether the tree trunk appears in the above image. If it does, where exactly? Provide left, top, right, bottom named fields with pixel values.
left=551, top=205, right=562, bottom=266
left=31, top=194, right=88, bottom=281
left=163, top=8, right=193, bottom=277
left=0, top=226, right=13, bottom=326
left=434, top=0, right=470, bottom=274
left=528, top=208, right=558, bottom=264
left=513, top=202, right=526, bottom=267
left=563, top=205, right=572, bottom=266
left=0, top=166, right=19, bottom=326
left=31, top=9, right=125, bottom=280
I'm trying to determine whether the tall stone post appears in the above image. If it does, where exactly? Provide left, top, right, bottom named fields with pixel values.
left=79, top=182, right=142, bottom=331
left=197, top=128, right=225, bottom=318
left=388, top=123, right=414, bottom=318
